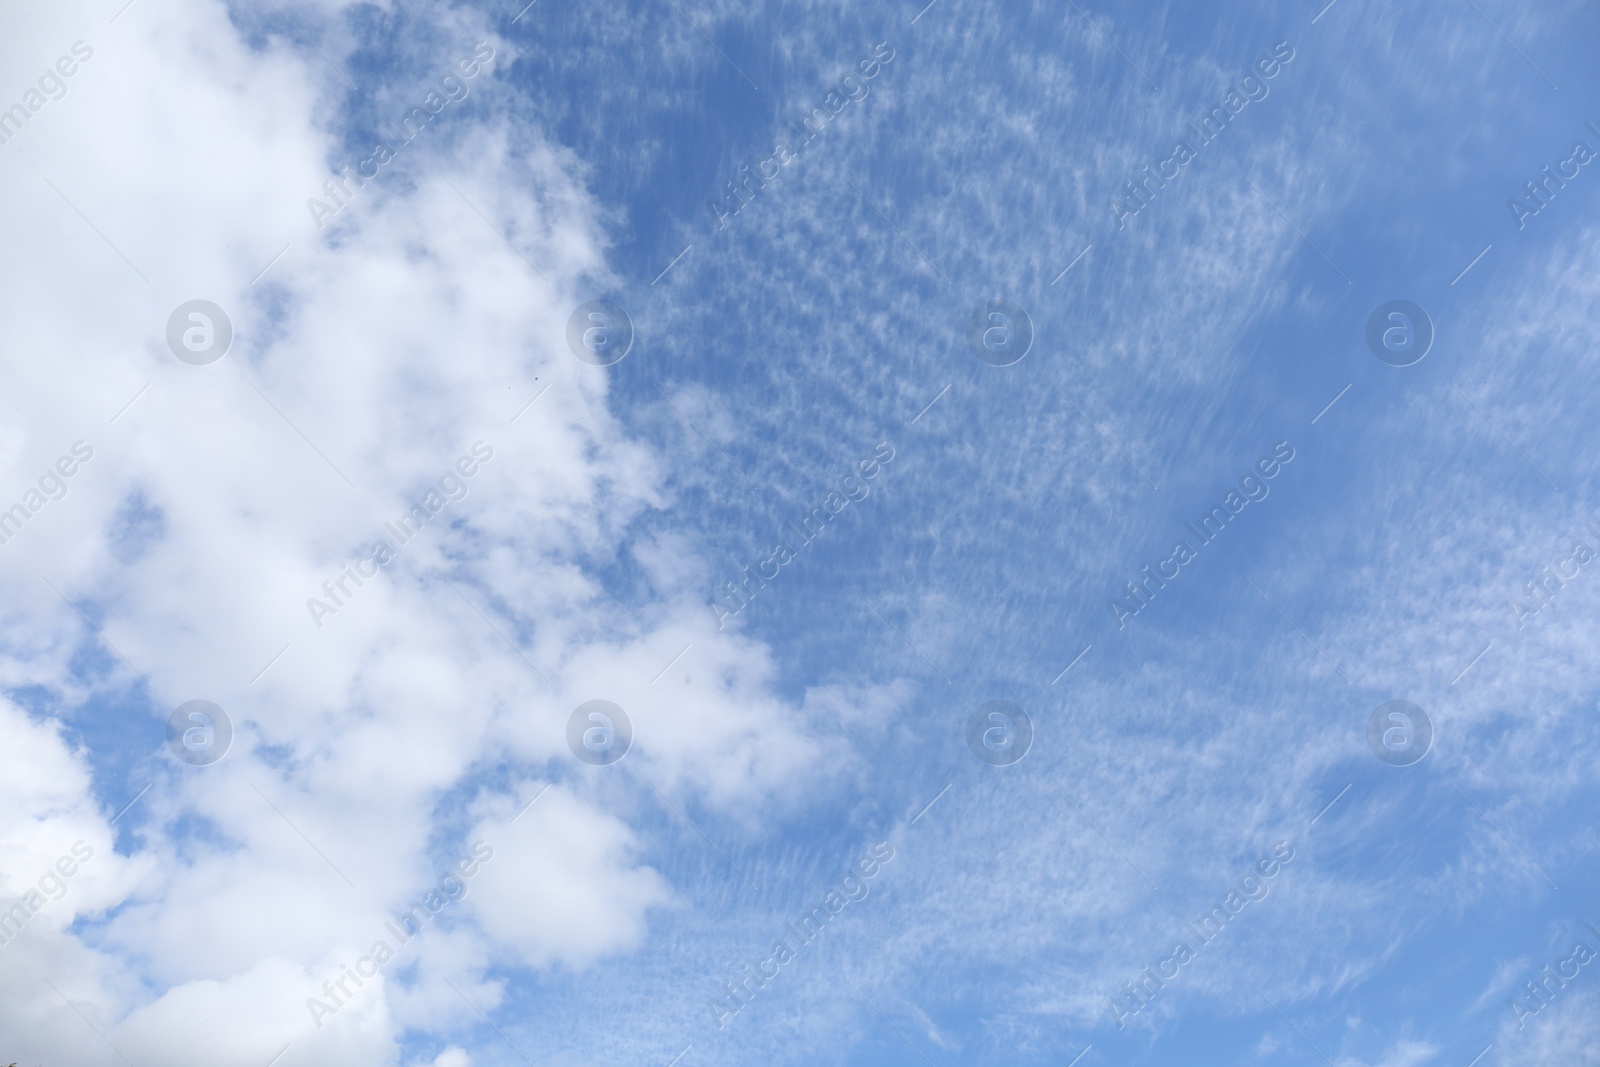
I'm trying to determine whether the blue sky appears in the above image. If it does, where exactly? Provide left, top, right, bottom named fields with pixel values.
left=1, top=0, right=1599, bottom=1065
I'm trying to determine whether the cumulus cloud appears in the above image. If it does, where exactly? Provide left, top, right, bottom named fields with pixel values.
left=0, top=0, right=860, bottom=1063
left=467, top=787, right=672, bottom=969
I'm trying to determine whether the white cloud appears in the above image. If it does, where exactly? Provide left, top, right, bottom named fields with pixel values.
left=467, top=787, right=672, bottom=969
left=0, top=1, right=868, bottom=1062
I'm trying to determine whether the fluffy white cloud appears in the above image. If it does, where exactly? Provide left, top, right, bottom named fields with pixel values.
left=0, top=1, right=871, bottom=1063
left=467, top=786, right=672, bottom=968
